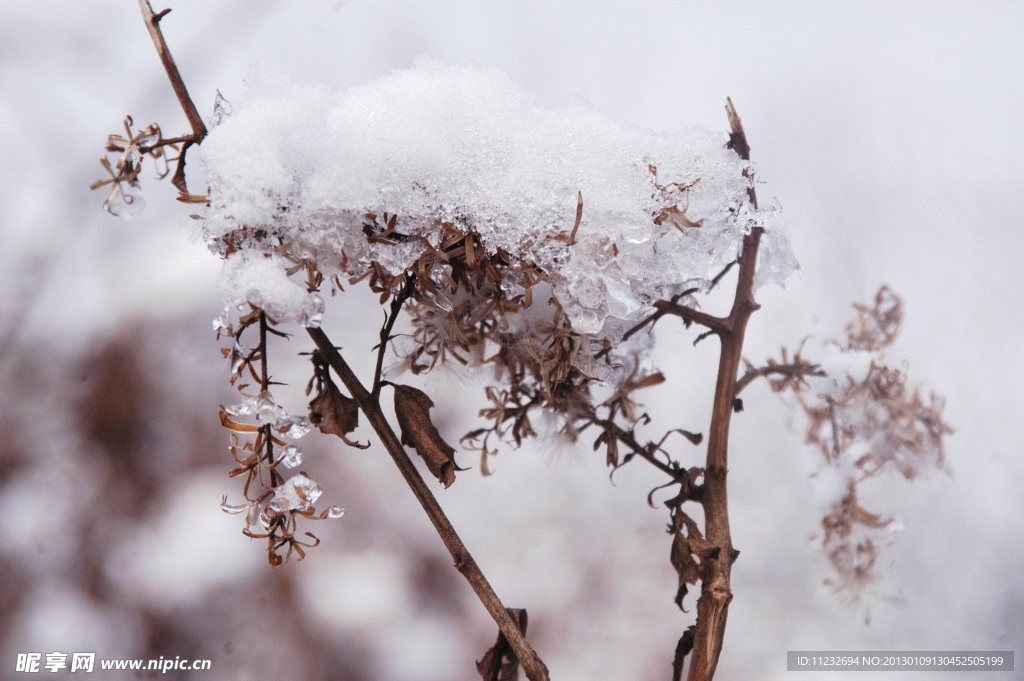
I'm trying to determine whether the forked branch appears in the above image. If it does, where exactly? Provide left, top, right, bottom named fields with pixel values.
left=138, top=0, right=207, bottom=193
left=139, top=0, right=207, bottom=143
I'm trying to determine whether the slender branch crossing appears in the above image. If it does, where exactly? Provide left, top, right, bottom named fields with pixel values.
left=306, top=327, right=550, bottom=681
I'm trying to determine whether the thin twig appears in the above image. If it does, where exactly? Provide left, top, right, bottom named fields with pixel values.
left=138, top=0, right=207, bottom=194
left=139, top=0, right=208, bottom=142
left=593, top=289, right=694, bottom=361
left=372, top=274, right=415, bottom=397
left=596, top=258, right=737, bottom=363
left=307, top=327, right=550, bottom=681
left=708, top=260, right=737, bottom=291
left=257, top=312, right=283, bottom=486
left=734, top=363, right=825, bottom=397
left=626, top=260, right=741, bottom=346
left=725, top=97, right=757, bottom=208
left=653, top=300, right=732, bottom=335
left=606, top=421, right=702, bottom=496
left=140, top=134, right=194, bottom=150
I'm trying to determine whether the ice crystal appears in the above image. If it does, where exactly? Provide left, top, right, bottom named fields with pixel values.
left=279, top=445, right=303, bottom=469
left=210, top=89, right=234, bottom=128
left=276, top=415, right=313, bottom=440
left=269, top=473, right=324, bottom=513
left=255, top=390, right=287, bottom=426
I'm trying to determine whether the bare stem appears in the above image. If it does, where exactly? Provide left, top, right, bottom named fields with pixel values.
left=684, top=100, right=762, bottom=681
left=257, top=312, right=284, bottom=486
left=306, top=327, right=550, bottom=681
left=138, top=0, right=208, bottom=194
left=686, top=228, right=761, bottom=681
left=372, top=274, right=415, bottom=397
left=139, top=0, right=208, bottom=143
left=601, top=419, right=696, bottom=488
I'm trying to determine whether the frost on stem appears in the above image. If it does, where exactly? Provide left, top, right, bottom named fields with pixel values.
left=757, top=286, right=951, bottom=601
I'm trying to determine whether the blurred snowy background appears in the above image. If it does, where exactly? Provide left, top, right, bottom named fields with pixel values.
left=1, top=1, right=1021, bottom=680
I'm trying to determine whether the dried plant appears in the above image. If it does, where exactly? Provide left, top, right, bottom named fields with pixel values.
left=216, top=309, right=344, bottom=567
left=753, top=286, right=951, bottom=601
left=90, top=4, right=950, bottom=680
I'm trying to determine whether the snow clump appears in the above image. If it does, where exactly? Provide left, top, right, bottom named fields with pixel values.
left=200, top=59, right=795, bottom=346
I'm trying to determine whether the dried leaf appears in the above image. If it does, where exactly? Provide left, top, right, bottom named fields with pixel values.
left=477, top=609, right=528, bottom=681
left=671, top=428, right=703, bottom=446
left=546, top=191, right=584, bottom=245
left=394, top=384, right=463, bottom=487
left=672, top=626, right=696, bottom=681
left=654, top=203, right=702, bottom=232
left=219, top=409, right=259, bottom=433
left=308, top=374, right=368, bottom=449
left=669, top=511, right=707, bottom=611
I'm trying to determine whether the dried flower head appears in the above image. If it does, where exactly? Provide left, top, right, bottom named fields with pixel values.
left=764, top=286, right=951, bottom=598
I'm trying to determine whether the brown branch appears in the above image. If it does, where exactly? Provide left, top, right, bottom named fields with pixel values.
left=686, top=228, right=760, bottom=681
left=139, top=0, right=208, bottom=143
left=684, top=100, right=763, bottom=681
left=725, top=97, right=757, bottom=208
left=653, top=300, right=732, bottom=336
left=306, top=327, right=550, bottom=681
left=601, top=419, right=694, bottom=486
left=592, top=288, right=694, bottom=361
left=734, top=362, right=825, bottom=397
left=139, top=134, right=194, bottom=150
left=708, top=260, right=738, bottom=291
left=372, top=274, right=415, bottom=397
left=138, top=1, right=207, bottom=194
left=258, top=312, right=284, bottom=487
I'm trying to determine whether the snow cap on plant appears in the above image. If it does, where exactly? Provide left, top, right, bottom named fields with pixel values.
left=200, top=61, right=796, bottom=442
left=203, top=61, right=794, bottom=309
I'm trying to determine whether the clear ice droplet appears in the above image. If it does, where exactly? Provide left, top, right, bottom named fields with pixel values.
left=277, top=415, right=313, bottom=439
left=279, top=444, right=303, bottom=469
left=255, top=390, right=287, bottom=425
left=211, top=90, right=234, bottom=127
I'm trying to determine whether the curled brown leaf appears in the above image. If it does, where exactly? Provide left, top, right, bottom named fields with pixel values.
left=393, top=384, right=464, bottom=487
left=669, top=510, right=708, bottom=611
left=477, top=608, right=528, bottom=681
left=309, top=373, right=369, bottom=449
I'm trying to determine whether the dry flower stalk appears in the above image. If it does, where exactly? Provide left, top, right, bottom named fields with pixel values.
left=759, top=286, right=951, bottom=598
